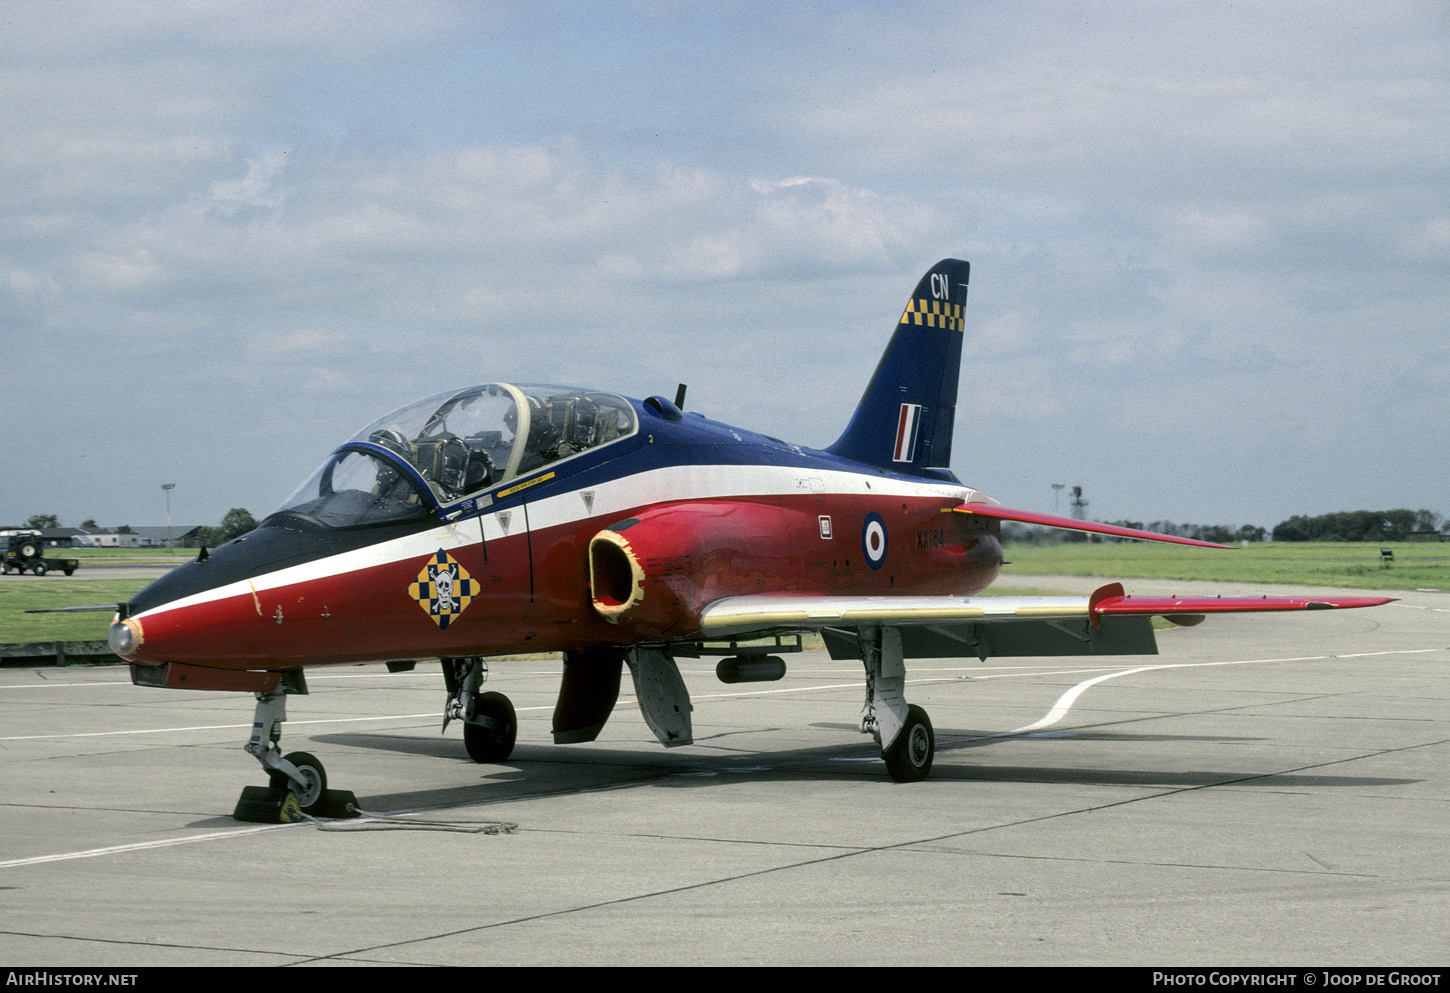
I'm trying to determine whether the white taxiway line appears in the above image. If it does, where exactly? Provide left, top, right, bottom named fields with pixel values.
left=991, top=649, right=1441, bottom=737
left=0, top=824, right=301, bottom=869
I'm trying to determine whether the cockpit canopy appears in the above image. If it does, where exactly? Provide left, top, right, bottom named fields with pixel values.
left=275, top=384, right=637, bottom=529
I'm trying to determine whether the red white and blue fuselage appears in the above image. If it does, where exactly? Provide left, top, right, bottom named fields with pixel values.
left=115, top=414, right=1005, bottom=670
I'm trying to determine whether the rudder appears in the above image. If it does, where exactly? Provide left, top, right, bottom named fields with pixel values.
left=826, top=259, right=969, bottom=477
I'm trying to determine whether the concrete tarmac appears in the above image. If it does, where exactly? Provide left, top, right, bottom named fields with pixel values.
left=1, top=576, right=1445, bottom=967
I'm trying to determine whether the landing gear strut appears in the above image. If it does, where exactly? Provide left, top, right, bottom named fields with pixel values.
left=858, top=626, right=935, bottom=782
left=443, top=657, right=518, bottom=763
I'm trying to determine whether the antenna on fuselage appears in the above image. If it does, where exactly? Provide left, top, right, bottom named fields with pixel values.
left=674, top=383, right=687, bottom=411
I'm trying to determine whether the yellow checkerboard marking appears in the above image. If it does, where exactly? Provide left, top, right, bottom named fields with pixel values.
left=899, top=298, right=963, bottom=331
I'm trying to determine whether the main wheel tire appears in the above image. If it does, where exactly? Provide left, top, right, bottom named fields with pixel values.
left=883, top=705, right=934, bottom=783
left=464, top=691, right=517, bottom=763
left=31, top=562, right=46, bottom=576
left=269, top=751, right=328, bottom=812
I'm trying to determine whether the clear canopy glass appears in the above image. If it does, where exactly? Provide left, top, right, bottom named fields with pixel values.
left=274, top=384, right=637, bottom=528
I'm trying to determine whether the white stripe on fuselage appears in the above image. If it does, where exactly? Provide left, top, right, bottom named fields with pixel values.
left=135, top=462, right=982, bottom=620
left=525, top=462, right=975, bottom=531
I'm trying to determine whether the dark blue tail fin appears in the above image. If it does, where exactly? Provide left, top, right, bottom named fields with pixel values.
left=826, top=259, right=969, bottom=479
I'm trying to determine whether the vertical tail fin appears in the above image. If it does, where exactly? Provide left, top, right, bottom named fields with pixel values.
left=826, top=259, right=969, bottom=478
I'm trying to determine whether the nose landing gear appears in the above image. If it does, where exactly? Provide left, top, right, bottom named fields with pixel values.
left=233, top=678, right=358, bottom=822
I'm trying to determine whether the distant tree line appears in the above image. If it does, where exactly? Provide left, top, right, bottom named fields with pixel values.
left=1001, top=521, right=1268, bottom=544
left=1003, top=508, right=1446, bottom=544
left=1270, top=509, right=1443, bottom=542
left=1107, top=521, right=1268, bottom=544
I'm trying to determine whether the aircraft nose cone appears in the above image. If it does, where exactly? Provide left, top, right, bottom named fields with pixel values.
left=108, top=616, right=143, bottom=658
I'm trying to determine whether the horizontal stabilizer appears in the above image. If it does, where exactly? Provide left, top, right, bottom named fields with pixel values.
left=954, top=503, right=1237, bottom=549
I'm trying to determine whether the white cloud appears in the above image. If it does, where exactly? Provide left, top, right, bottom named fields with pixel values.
left=3, top=0, right=473, bottom=59
left=1160, top=208, right=1269, bottom=253
left=73, top=249, right=166, bottom=292
left=246, top=329, right=353, bottom=361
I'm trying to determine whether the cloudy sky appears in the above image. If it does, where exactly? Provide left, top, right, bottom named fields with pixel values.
left=4, top=0, right=1446, bottom=533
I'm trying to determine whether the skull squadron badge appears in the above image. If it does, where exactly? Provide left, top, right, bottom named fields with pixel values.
left=409, top=550, right=477, bottom=630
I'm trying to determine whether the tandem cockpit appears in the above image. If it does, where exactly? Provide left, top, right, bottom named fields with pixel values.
left=276, top=383, right=639, bottom=528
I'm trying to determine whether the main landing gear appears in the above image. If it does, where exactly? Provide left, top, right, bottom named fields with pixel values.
left=443, top=657, right=518, bottom=763
left=858, top=626, right=935, bottom=782
left=233, top=673, right=358, bottom=822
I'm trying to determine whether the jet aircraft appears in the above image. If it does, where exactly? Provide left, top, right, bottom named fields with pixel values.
left=105, top=259, right=1391, bottom=815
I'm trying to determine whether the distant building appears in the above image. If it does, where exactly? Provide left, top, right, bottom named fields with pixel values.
left=71, top=526, right=205, bottom=548
left=42, top=528, right=92, bottom=548
left=78, top=530, right=141, bottom=548
left=131, top=525, right=205, bottom=547
left=3, top=525, right=206, bottom=548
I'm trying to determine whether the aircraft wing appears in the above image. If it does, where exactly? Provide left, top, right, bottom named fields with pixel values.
left=698, top=583, right=1395, bottom=661
left=953, top=502, right=1238, bottom=548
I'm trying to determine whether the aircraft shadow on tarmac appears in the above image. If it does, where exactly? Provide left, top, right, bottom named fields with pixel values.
left=281, top=728, right=1420, bottom=815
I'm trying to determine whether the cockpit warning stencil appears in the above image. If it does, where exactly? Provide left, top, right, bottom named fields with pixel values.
left=409, top=550, right=477, bottom=630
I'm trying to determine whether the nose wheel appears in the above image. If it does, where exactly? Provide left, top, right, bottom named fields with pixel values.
left=267, top=751, right=328, bottom=811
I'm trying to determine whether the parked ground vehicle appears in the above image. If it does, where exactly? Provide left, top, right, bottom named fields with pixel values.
left=3, top=532, right=77, bottom=576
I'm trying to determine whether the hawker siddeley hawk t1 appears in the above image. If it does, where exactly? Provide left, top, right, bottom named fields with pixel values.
left=98, top=259, right=1390, bottom=817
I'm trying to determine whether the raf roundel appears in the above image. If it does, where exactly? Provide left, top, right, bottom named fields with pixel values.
left=861, top=512, right=888, bottom=570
